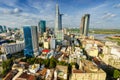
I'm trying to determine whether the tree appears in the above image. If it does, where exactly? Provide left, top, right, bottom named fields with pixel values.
left=44, top=59, right=50, bottom=68
left=68, top=64, right=72, bottom=73
left=1, top=59, right=13, bottom=76
left=58, top=61, right=68, bottom=66
left=113, top=70, right=120, bottom=78
left=49, top=58, right=57, bottom=68
left=75, top=63, right=79, bottom=69
left=27, top=58, right=35, bottom=64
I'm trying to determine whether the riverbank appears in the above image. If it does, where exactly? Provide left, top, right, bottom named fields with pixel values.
left=105, top=36, right=120, bottom=46
left=89, top=29, right=120, bottom=34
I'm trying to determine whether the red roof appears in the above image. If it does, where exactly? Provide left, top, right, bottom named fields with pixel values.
left=42, top=49, right=50, bottom=53
left=16, top=72, right=35, bottom=80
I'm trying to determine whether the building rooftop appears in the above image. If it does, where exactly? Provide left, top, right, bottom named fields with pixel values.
left=3, top=69, right=18, bottom=80
left=16, top=72, right=36, bottom=80
left=42, top=49, right=50, bottom=53
left=73, top=60, right=105, bottom=73
left=37, top=68, right=47, bottom=76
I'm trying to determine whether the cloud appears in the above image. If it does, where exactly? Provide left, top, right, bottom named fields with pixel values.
left=2, top=8, right=22, bottom=14
left=0, top=0, right=120, bottom=29
left=13, top=8, right=22, bottom=13
left=113, top=3, right=120, bottom=8
left=102, top=13, right=116, bottom=19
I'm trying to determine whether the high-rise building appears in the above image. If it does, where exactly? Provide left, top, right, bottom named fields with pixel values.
left=55, top=4, right=63, bottom=32
left=0, top=25, right=7, bottom=33
left=50, top=38, right=56, bottom=49
left=23, top=26, right=39, bottom=57
left=60, top=14, right=63, bottom=30
left=80, top=16, right=85, bottom=35
left=84, top=14, right=90, bottom=36
left=38, top=20, right=46, bottom=34
left=80, top=14, right=90, bottom=36
left=3, top=26, right=7, bottom=32
left=0, top=25, right=3, bottom=33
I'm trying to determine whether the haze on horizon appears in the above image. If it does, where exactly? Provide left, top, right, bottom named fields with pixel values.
left=0, top=0, right=120, bottom=29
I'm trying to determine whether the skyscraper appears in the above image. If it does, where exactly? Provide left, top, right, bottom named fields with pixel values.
left=55, top=4, right=63, bottom=32
left=84, top=14, right=90, bottom=36
left=0, top=25, right=3, bottom=33
left=80, top=14, right=90, bottom=36
left=23, top=26, right=39, bottom=57
left=38, top=20, right=46, bottom=34
left=80, top=16, right=85, bottom=35
left=0, top=25, right=7, bottom=33
left=60, top=14, right=63, bottom=30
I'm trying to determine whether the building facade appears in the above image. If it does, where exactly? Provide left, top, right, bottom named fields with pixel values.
left=23, top=26, right=39, bottom=57
left=70, top=60, right=106, bottom=80
left=1, top=42, right=24, bottom=54
left=38, top=20, right=46, bottom=34
left=55, top=4, right=63, bottom=33
left=80, top=14, right=90, bottom=36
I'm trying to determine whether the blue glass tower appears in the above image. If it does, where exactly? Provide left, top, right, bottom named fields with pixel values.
left=0, top=25, right=3, bottom=33
left=38, top=20, right=46, bottom=34
left=23, top=26, right=39, bottom=57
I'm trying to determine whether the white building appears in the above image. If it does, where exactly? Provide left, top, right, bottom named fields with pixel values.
left=29, top=64, right=40, bottom=73
left=50, top=38, right=56, bottom=49
left=1, top=42, right=24, bottom=54
left=111, top=46, right=120, bottom=58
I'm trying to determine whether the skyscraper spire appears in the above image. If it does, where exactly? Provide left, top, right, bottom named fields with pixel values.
left=55, top=4, right=63, bottom=33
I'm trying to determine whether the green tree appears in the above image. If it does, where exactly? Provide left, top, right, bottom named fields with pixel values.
left=75, top=63, right=79, bottom=69
left=1, top=59, right=13, bottom=76
left=27, top=58, right=35, bottom=64
left=49, top=58, right=57, bottom=68
left=68, top=64, right=72, bottom=73
left=44, top=59, right=50, bottom=68
left=113, top=70, right=120, bottom=78
left=58, top=61, right=68, bottom=66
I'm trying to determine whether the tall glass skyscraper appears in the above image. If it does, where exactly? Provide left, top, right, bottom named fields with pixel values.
left=23, top=26, right=39, bottom=57
left=55, top=4, right=63, bottom=32
left=80, top=14, right=90, bottom=36
left=38, top=20, right=46, bottom=34
left=0, top=25, right=3, bottom=33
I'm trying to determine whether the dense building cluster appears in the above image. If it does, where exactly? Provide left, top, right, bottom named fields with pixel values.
left=0, top=4, right=120, bottom=80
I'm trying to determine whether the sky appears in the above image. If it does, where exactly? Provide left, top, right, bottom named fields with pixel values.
left=0, top=0, right=120, bottom=29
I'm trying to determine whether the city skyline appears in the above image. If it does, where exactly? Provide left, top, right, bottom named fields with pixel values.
left=0, top=0, right=120, bottom=29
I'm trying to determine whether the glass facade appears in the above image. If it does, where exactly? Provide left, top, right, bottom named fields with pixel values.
left=23, top=26, right=34, bottom=57
left=0, top=25, right=3, bottom=33
left=38, top=20, right=46, bottom=34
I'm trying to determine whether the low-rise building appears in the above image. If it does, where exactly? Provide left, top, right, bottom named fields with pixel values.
left=16, top=72, right=36, bottom=80
left=86, top=47, right=99, bottom=57
left=100, top=54, right=120, bottom=69
left=29, top=64, right=40, bottom=73
left=70, top=60, right=106, bottom=80
left=43, top=41, right=49, bottom=49
left=55, top=65, right=68, bottom=80
left=45, top=69, right=54, bottom=80
left=3, top=69, right=18, bottom=80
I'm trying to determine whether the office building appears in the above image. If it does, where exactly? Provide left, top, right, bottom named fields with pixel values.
left=80, top=16, right=85, bottom=35
left=38, top=20, right=46, bottom=34
left=1, top=42, right=24, bottom=54
left=55, top=4, right=63, bottom=33
left=80, top=14, right=90, bottom=36
left=0, top=25, right=7, bottom=33
left=23, top=26, right=39, bottom=57
left=50, top=38, right=56, bottom=49
left=3, top=26, right=7, bottom=32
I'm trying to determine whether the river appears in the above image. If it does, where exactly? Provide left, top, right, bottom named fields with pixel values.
left=89, top=34, right=120, bottom=41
